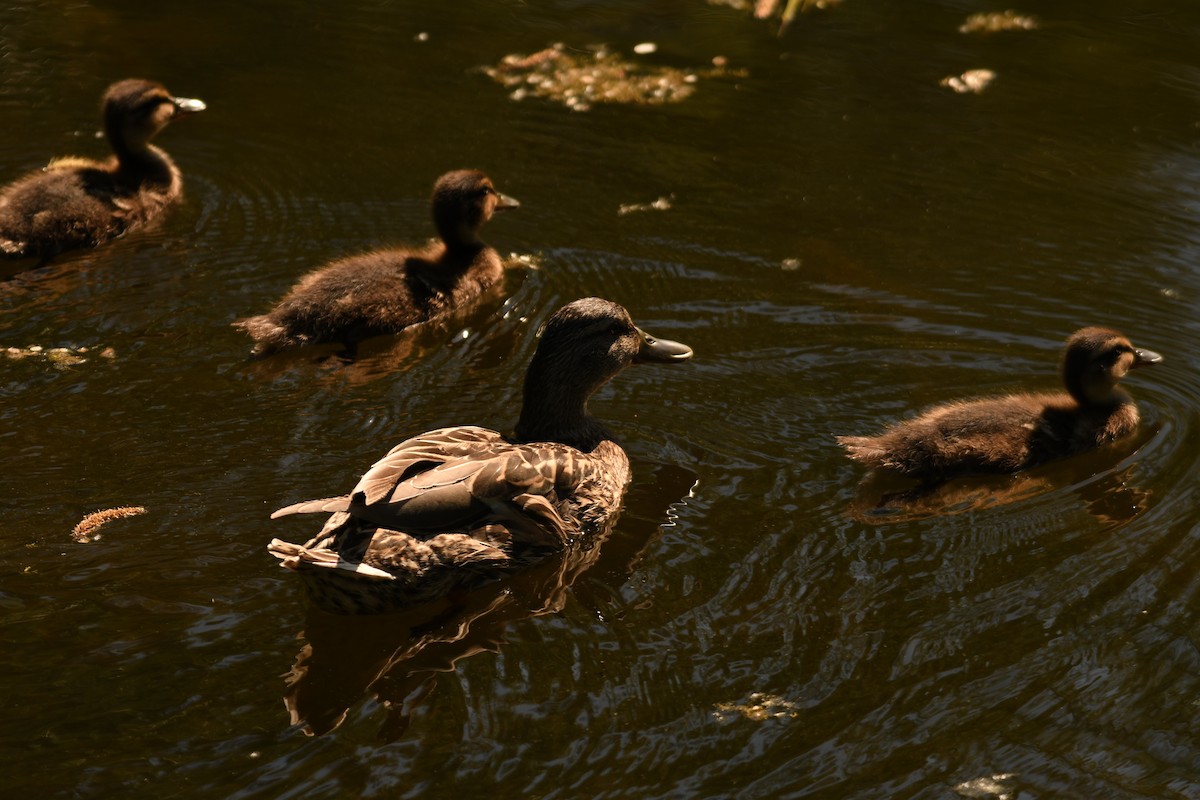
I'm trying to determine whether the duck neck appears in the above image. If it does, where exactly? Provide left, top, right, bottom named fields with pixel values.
left=107, top=125, right=171, bottom=182
left=1065, top=372, right=1129, bottom=409
left=435, top=215, right=487, bottom=255
left=514, top=358, right=612, bottom=450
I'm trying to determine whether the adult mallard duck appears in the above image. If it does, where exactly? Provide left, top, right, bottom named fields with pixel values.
left=838, top=327, right=1162, bottom=480
left=234, top=169, right=519, bottom=356
left=267, top=297, right=693, bottom=613
left=0, top=79, right=205, bottom=259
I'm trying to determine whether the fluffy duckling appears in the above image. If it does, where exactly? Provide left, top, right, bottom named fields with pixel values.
left=0, top=79, right=205, bottom=259
left=234, top=169, right=519, bottom=356
left=267, top=297, right=693, bottom=613
left=838, top=327, right=1162, bottom=479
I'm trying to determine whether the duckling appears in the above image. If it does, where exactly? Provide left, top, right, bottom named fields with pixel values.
left=838, top=327, right=1162, bottom=479
left=0, top=79, right=205, bottom=259
left=234, top=169, right=519, bottom=356
left=267, top=297, right=693, bottom=614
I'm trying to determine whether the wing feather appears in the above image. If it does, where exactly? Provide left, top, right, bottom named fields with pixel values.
left=273, top=426, right=612, bottom=552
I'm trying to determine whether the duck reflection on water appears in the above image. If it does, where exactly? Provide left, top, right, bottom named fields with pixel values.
left=282, top=462, right=698, bottom=739
left=846, top=441, right=1153, bottom=525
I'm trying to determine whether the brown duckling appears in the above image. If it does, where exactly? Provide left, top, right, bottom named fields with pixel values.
left=267, top=297, right=694, bottom=614
left=838, top=327, right=1162, bottom=479
left=0, top=79, right=205, bottom=259
left=234, top=169, right=519, bottom=356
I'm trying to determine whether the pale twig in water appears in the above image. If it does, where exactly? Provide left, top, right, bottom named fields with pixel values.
left=71, top=506, right=147, bottom=543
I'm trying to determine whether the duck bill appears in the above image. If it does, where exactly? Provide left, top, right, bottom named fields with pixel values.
left=494, top=192, right=520, bottom=211
left=172, top=97, right=207, bottom=117
left=1133, top=347, right=1163, bottom=368
left=633, top=327, right=693, bottom=364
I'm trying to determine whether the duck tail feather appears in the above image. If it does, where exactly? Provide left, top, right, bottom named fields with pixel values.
left=232, top=315, right=305, bottom=355
left=266, top=538, right=396, bottom=580
left=836, top=435, right=887, bottom=467
left=271, top=495, right=352, bottom=519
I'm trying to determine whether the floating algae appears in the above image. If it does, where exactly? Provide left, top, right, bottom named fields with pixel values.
left=713, top=692, right=801, bottom=723
left=940, top=68, right=996, bottom=94
left=953, top=773, right=1018, bottom=799
left=4, top=344, right=114, bottom=368
left=959, top=11, right=1037, bottom=35
left=484, top=44, right=744, bottom=111
left=617, top=196, right=672, bottom=216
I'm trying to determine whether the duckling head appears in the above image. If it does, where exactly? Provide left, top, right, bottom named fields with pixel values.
left=431, top=169, right=519, bottom=249
left=516, top=297, right=692, bottom=442
left=1061, top=326, right=1162, bottom=406
left=103, top=79, right=205, bottom=158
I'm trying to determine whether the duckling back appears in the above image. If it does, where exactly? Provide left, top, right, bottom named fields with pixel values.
left=838, top=392, right=1139, bottom=477
left=0, top=159, right=177, bottom=257
left=234, top=242, right=503, bottom=355
left=0, top=166, right=125, bottom=256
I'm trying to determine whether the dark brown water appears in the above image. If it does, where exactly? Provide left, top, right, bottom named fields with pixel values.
left=4, top=1, right=1200, bottom=797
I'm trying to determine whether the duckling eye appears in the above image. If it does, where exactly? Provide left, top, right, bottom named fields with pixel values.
left=134, top=97, right=169, bottom=115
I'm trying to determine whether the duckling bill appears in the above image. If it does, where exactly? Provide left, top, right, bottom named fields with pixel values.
left=234, top=169, right=519, bottom=356
left=267, top=297, right=693, bottom=614
left=838, top=327, right=1161, bottom=479
left=0, top=79, right=205, bottom=259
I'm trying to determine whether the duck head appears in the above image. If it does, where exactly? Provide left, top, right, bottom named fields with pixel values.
left=431, top=169, right=519, bottom=249
left=516, top=297, right=692, bottom=444
left=1061, top=326, right=1161, bottom=406
left=103, top=78, right=205, bottom=159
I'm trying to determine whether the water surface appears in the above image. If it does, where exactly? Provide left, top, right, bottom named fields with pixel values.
left=3, top=2, right=1200, bottom=798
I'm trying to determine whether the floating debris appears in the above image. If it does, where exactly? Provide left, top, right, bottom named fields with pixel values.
left=781, top=257, right=802, bottom=271
left=633, top=42, right=658, bottom=55
left=713, top=692, right=801, bottom=723
left=4, top=344, right=113, bottom=367
left=959, top=11, right=1038, bottom=35
left=953, top=773, right=1018, bottom=799
left=484, top=43, right=744, bottom=111
left=71, top=506, right=148, bottom=543
left=746, top=0, right=842, bottom=34
left=762, top=0, right=841, bottom=15
left=618, top=196, right=672, bottom=216
left=940, top=69, right=996, bottom=94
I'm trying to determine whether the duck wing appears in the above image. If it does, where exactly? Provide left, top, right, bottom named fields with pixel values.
left=271, top=426, right=504, bottom=518
left=350, top=428, right=598, bottom=548
left=274, top=426, right=597, bottom=549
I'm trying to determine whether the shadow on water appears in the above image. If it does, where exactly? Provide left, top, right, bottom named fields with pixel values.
left=280, top=460, right=697, bottom=741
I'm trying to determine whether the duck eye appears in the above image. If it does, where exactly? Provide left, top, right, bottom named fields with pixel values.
left=134, top=97, right=168, bottom=115
left=607, top=322, right=628, bottom=337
